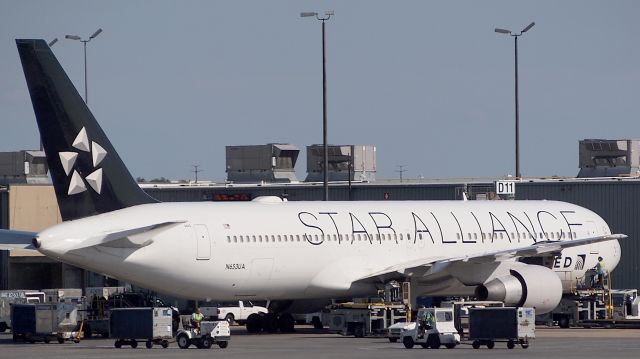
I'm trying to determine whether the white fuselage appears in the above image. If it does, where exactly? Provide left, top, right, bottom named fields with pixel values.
left=36, top=200, right=620, bottom=301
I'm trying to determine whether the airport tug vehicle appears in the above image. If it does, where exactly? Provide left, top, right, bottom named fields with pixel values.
left=401, top=307, right=460, bottom=349
left=176, top=316, right=230, bottom=349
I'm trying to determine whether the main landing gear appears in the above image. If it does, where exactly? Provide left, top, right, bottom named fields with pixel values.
left=246, top=313, right=296, bottom=333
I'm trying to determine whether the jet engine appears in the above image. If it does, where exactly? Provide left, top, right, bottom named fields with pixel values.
left=474, top=265, right=562, bottom=314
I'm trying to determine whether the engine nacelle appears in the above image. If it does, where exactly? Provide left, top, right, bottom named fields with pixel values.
left=475, top=265, right=562, bottom=314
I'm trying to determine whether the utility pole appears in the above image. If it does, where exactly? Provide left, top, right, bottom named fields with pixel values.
left=396, top=165, right=407, bottom=183
left=192, top=165, right=203, bottom=183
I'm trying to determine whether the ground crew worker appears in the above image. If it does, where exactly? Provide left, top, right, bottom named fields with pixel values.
left=192, top=307, right=204, bottom=333
left=596, top=256, right=606, bottom=288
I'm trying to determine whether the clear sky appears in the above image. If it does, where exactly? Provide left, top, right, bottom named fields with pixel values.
left=1, top=0, right=639, bottom=181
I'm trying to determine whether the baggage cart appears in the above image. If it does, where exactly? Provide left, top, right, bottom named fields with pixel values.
left=468, top=307, right=535, bottom=349
left=110, top=307, right=173, bottom=349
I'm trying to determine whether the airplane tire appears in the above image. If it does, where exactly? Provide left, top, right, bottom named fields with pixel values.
left=246, top=313, right=263, bottom=333
left=278, top=313, right=295, bottom=333
left=264, top=313, right=278, bottom=333
left=558, top=316, right=570, bottom=328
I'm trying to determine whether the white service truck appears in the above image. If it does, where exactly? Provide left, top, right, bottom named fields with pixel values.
left=200, top=301, right=267, bottom=325
left=401, top=307, right=461, bottom=349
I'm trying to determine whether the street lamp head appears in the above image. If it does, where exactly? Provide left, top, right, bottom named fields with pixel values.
left=521, top=22, right=535, bottom=33
left=494, top=28, right=511, bottom=35
left=324, top=10, right=334, bottom=16
left=90, top=28, right=103, bottom=39
left=48, top=38, right=58, bottom=47
left=65, top=35, right=81, bottom=40
left=300, top=12, right=317, bottom=17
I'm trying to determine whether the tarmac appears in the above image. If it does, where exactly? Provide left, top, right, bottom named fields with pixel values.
left=1, top=326, right=639, bottom=359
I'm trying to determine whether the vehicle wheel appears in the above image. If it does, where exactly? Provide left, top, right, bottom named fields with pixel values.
left=83, top=324, right=92, bottom=338
left=521, top=340, right=530, bottom=349
left=353, top=323, right=364, bottom=338
left=487, top=340, right=495, bottom=349
left=445, top=343, right=456, bottom=349
left=402, top=336, right=414, bottom=349
left=558, top=316, right=570, bottom=328
left=278, top=313, right=295, bottom=333
left=58, top=337, right=65, bottom=344
left=218, top=341, right=229, bottom=349
left=388, top=338, right=398, bottom=343
left=177, top=333, right=190, bottom=349
left=246, top=313, right=263, bottom=333
left=146, top=340, right=153, bottom=349
left=264, top=313, right=278, bottom=333
left=130, top=339, right=138, bottom=349
left=161, top=340, right=169, bottom=348
left=0, top=322, right=7, bottom=332
left=472, top=340, right=480, bottom=349
left=507, top=339, right=515, bottom=349
left=428, top=334, right=440, bottom=349
left=224, top=313, right=235, bottom=325
left=201, top=336, right=212, bottom=349
left=73, top=338, right=80, bottom=344
left=312, top=316, right=323, bottom=330
left=114, top=340, right=122, bottom=348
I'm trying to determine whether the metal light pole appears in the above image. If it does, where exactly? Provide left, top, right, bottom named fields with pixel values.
left=301, top=11, right=334, bottom=201
left=65, top=28, right=102, bottom=104
left=495, top=22, right=535, bottom=179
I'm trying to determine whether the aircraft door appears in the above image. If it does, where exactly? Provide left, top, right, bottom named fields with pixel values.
left=194, top=224, right=211, bottom=260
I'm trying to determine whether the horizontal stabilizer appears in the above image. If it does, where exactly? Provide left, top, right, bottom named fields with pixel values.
left=72, top=221, right=185, bottom=250
left=0, top=229, right=38, bottom=250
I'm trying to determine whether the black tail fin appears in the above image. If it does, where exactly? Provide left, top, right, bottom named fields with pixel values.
left=16, top=39, right=156, bottom=221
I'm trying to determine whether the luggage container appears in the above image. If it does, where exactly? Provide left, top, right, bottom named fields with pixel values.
left=11, top=304, right=58, bottom=343
left=110, top=307, right=173, bottom=349
left=468, top=307, right=535, bottom=349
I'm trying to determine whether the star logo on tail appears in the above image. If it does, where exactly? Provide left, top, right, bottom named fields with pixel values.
left=58, top=127, right=107, bottom=195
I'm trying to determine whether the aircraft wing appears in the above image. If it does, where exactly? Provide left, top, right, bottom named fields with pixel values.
left=357, top=233, right=627, bottom=281
left=0, top=229, right=38, bottom=250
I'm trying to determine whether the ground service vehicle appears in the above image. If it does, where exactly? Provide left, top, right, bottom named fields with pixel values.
left=176, top=317, right=230, bottom=349
left=200, top=300, right=267, bottom=324
left=11, top=303, right=81, bottom=344
left=387, top=321, right=415, bottom=343
left=468, top=307, right=535, bottom=349
left=110, top=307, right=173, bottom=349
left=401, top=308, right=460, bottom=349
